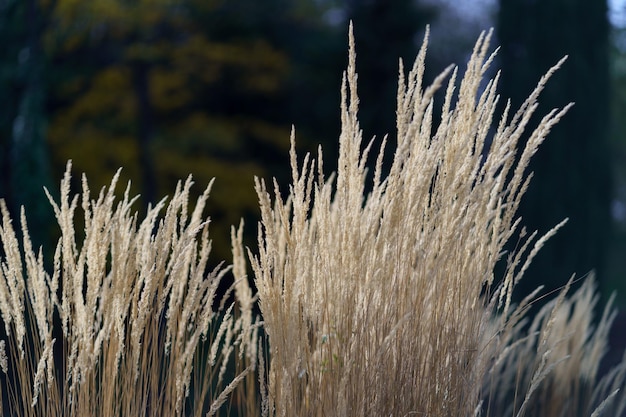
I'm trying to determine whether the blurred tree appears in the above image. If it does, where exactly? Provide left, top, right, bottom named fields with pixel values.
left=498, top=0, right=612, bottom=302
left=605, top=25, right=626, bottom=306
left=44, top=0, right=345, bottom=264
left=0, top=0, right=55, bottom=249
left=16, top=0, right=443, bottom=266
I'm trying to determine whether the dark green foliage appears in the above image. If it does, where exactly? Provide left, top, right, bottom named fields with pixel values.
left=0, top=0, right=55, bottom=250
left=498, top=0, right=612, bottom=302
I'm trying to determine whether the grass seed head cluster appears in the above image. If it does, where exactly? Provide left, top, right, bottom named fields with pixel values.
left=0, top=166, right=257, bottom=417
left=1, top=24, right=626, bottom=417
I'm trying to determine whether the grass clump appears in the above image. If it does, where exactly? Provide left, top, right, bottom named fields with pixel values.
left=250, top=25, right=626, bottom=417
left=1, top=24, right=626, bottom=417
left=0, top=165, right=257, bottom=417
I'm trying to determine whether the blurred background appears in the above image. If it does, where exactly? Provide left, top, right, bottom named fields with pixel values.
left=0, top=0, right=625, bottom=310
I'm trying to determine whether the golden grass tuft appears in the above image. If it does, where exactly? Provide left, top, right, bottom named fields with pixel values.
left=0, top=162, right=256, bottom=417
left=249, top=24, right=626, bottom=417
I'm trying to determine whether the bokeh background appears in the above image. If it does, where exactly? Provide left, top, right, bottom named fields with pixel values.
left=1, top=0, right=625, bottom=311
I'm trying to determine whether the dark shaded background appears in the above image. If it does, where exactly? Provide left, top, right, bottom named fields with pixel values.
left=1, top=0, right=626, bottom=313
